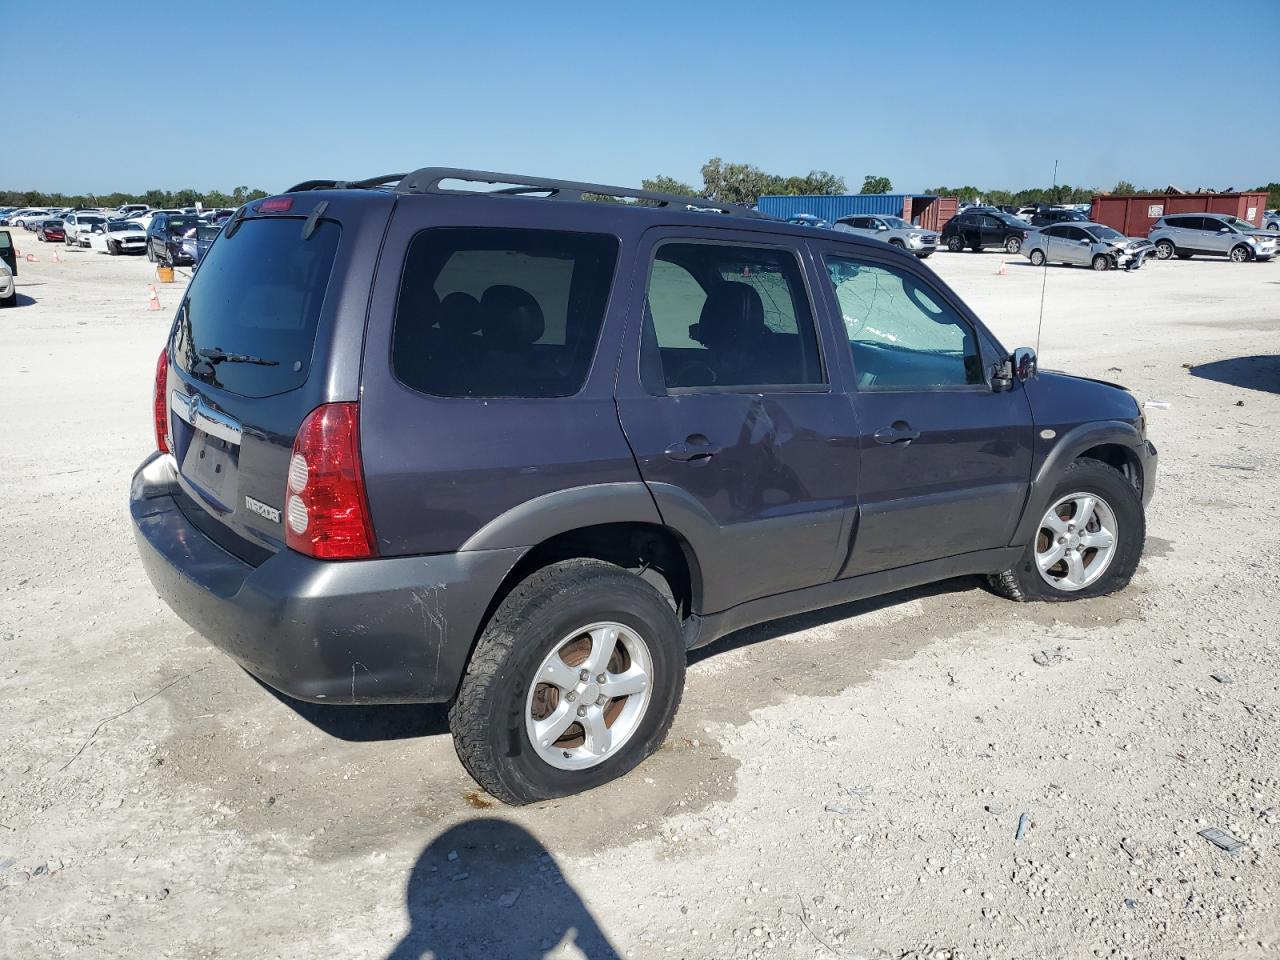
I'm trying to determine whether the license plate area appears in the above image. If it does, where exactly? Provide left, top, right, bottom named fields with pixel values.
left=171, top=390, right=243, bottom=514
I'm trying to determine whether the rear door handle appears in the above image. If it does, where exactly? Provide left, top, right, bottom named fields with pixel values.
left=873, top=422, right=920, bottom=445
left=664, top=436, right=722, bottom=462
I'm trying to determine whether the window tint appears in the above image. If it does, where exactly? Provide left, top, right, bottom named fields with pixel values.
left=1063, top=226, right=1088, bottom=241
left=1203, top=217, right=1227, bottom=232
left=173, top=217, right=341, bottom=398
left=824, top=255, right=984, bottom=390
left=1044, top=225, right=1067, bottom=238
left=643, top=242, right=824, bottom=390
left=1171, top=216, right=1203, bottom=231
left=393, top=227, right=618, bottom=399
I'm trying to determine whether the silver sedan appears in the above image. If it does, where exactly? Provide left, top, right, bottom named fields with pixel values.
left=1022, top=222, right=1154, bottom=271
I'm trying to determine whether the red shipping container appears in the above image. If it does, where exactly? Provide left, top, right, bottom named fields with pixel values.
left=1090, top=192, right=1268, bottom=237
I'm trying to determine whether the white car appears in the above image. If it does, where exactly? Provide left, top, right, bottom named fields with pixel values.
left=63, top=211, right=108, bottom=247
left=90, top=220, right=148, bottom=256
left=128, top=208, right=182, bottom=232
left=11, top=209, right=51, bottom=229
left=115, top=204, right=149, bottom=219
left=0, top=260, right=14, bottom=307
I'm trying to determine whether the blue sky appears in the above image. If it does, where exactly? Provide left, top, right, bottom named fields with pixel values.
left=9, top=0, right=1278, bottom=195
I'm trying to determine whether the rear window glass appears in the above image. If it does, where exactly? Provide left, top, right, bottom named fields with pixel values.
left=393, top=227, right=618, bottom=398
left=172, top=217, right=341, bottom=397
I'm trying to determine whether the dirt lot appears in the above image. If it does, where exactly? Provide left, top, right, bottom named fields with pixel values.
left=1, top=234, right=1278, bottom=959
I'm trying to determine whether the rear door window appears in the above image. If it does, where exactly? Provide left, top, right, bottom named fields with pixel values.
left=172, top=217, right=341, bottom=397
left=392, top=227, right=618, bottom=398
left=643, top=242, right=824, bottom=390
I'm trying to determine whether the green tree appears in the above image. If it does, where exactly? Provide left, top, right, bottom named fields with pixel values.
left=860, top=175, right=892, bottom=195
left=1254, top=182, right=1280, bottom=208
left=1111, top=180, right=1138, bottom=195
left=641, top=175, right=697, bottom=197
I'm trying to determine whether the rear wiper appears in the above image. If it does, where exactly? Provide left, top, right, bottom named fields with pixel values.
left=197, top=347, right=279, bottom=366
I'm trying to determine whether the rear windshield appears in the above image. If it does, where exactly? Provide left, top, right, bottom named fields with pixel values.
left=172, top=217, right=341, bottom=397
left=166, top=216, right=201, bottom=236
left=392, top=227, right=618, bottom=398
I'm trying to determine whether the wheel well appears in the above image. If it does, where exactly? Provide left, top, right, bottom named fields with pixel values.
left=1077, top=444, right=1143, bottom=497
left=488, top=522, right=699, bottom=624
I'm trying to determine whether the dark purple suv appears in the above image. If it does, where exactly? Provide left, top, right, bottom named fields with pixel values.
left=131, top=168, right=1158, bottom=804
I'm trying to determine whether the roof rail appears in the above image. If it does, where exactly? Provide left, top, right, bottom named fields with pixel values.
left=285, top=173, right=407, bottom=193
left=393, top=167, right=773, bottom=219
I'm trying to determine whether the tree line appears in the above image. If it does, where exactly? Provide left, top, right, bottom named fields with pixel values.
left=923, top=181, right=1280, bottom=208
left=0, top=186, right=271, bottom=209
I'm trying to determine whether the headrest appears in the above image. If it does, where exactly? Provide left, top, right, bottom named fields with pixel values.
left=481, top=285, right=544, bottom=347
left=696, top=281, right=766, bottom=349
left=438, top=292, right=482, bottom=338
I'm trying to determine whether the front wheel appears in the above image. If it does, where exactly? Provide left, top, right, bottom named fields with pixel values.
left=1029, top=248, right=1046, bottom=267
left=1092, top=254, right=1111, bottom=271
left=1154, top=240, right=1175, bottom=260
left=1005, top=236, right=1022, bottom=254
left=946, top=236, right=964, bottom=252
left=146, top=245, right=156, bottom=263
left=1229, top=244, right=1251, bottom=263
left=108, top=240, right=119, bottom=256
left=989, top=459, right=1144, bottom=603
left=449, top=559, right=685, bottom=804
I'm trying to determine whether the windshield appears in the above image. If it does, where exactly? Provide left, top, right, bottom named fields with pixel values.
left=166, top=216, right=201, bottom=235
left=173, top=217, right=341, bottom=397
left=108, top=222, right=137, bottom=232
left=80, top=215, right=104, bottom=225
left=995, top=213, right=1024, bottom=227
left=881, top=217, right=913, bottom=229
left=1218, top=216, right=1255, bottom=232
left=1085, top=225, right=1125, bottom=241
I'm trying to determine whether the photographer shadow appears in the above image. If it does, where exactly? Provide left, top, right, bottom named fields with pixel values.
left=386, top=817, right=621, bottom=960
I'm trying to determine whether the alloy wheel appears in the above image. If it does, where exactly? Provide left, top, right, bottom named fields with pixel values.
left=1034, top=493, right=1118, bottom=592
left=525, top=621, right=653, bottom=771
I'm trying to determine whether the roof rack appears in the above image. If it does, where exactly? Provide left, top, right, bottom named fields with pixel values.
left=394, top=167, right=771, bottom=218
left=287, top=167, right=770, bottom=219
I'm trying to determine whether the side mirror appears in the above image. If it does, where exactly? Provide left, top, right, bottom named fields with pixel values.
left=877, top=224, right=888, bottom=231
left=1218, top=227, right=1230, bottom=234
left=1013, top=347, right=1038, bottom=382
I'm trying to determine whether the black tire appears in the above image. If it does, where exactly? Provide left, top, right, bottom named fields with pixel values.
left=449, top=558, right=685, bottom=805
left=1229, top=244, right=1251, bottom=263
left=888, top=238, right=905, bottom=249
left=988, top=459, right=1144, bottom=603
left=108, top=240, right=119, bottom=256
left=946, top=235, right=964, bottom=252
left=1029, top=249, right=1046, bottom=267
left=916, top=252, right=932, bottom=259
left=1154, top=239, right=1175, bottom=260
left=1091, top=254, right=1110, bottom=271
left=146, top=244, right=156, bottom=263
left=1005, top=236, right=1022, bottom=254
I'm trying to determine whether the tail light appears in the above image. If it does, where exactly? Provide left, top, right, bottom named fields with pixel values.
left=284, top=403, right=376, bottom=560
left=153, top=346, right=170, bottom=453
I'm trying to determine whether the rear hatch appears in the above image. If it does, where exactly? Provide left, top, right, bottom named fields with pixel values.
left=163, top=196, right=390, bottom=562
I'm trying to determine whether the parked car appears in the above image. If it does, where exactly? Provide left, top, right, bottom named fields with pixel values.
left=90, top=220, right=148, bottom=256
left=0, top=259, right=14, bottom=307
left=130, top=167, right=1158, bottom=804
left=1022, top=222, right=1154, bottom=271
left=62, top=211, right=107, bottom=247
left=940, top=210, right=1030, bottom=253
left=11, top=209, right=51, bottom=229
left=116, top=204, right=150, bottom=219
left=1149, top=213, right=1277, bottom=262
left=37, top=219, right=66, bottom=243
left=201, top=208, right=237, bottom=224
left=147, top=213, right=203, bottom=265
left=129, top=208, right=182, bottom=232
left=0, top=228, right=15, bottom=278
left=833, top=214, right=939, bottom=258
left=1264, top=209, right=1279, bottom=232
left=1029, top=207, right=1090, bottom=228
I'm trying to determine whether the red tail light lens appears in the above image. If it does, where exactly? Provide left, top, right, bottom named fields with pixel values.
left=284, top=403, right=376, bottom=560
left=153, top=346, right=170, bottom=454
left=258, top=197, right=294, bottom=213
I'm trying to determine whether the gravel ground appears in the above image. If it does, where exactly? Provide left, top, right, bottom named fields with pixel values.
left=1, top=235, right=1278, bottom=959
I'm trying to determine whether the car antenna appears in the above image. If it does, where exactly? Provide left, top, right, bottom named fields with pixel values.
left=1034, top=159, right=1058, bottom=358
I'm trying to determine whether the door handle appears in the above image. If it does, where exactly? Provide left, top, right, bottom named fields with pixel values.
left=873, top=422, right=920, bottom=445
left=664, top=436, right=722, bottom=462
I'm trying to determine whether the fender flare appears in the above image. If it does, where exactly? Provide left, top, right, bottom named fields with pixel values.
left=1010, top=420, right=1145, bottom=546
left=459, top=482, right=663, bottom=552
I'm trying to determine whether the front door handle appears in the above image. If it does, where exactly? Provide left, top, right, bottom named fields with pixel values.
left=873, top=422, right=921, bottom=445
left=664, top=435, right=722, bottom=462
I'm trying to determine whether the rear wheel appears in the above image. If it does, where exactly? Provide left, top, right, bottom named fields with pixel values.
left=1091, top=254, right=1111, bottom=271
left=946, top=235, right=964, bottom=252
left=989, top=459, right=1144, bottom=603
left=146, top=244, right=155, bottom=263
left=1005, top=236, right=1022, bottom=254
left=1229, top=244, right=1251, bottom=263
left=1154, top=239, right=1175, bottom=260
left=1029, top=248, right=1046, bottom=267
left=449, top=559, right=685, bottom=804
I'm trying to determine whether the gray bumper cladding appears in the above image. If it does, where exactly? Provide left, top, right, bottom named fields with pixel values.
left=130, top=452, right=522, bottom=704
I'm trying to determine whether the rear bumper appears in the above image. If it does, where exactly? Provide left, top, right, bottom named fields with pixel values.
left=130, top=452, right=522, bottom=704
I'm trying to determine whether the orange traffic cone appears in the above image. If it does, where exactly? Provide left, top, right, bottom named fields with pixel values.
left=52, top=248, right=61, bottom=263
left=25, top=253, right=38, bottom=263
left=147, top=285, right=162, bottom=311
left=996, top=259, right=1007, bottom=276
